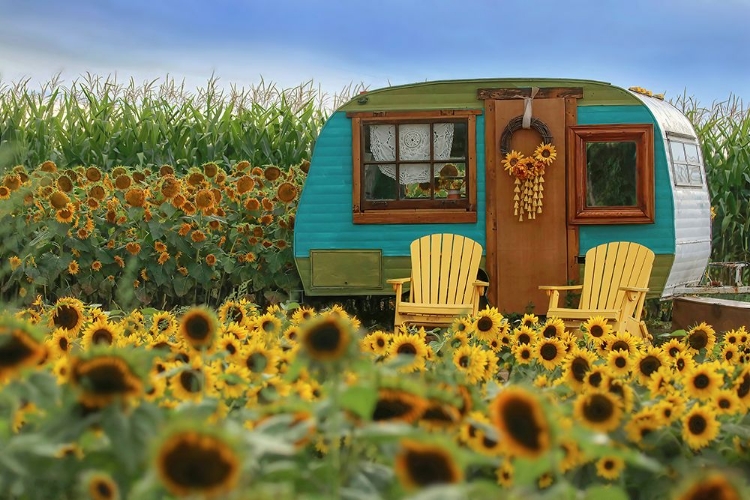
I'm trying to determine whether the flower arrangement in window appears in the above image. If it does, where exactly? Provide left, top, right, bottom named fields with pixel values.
left=501, top=143, right=556, bottom=221
left=437, top=163, right=465, bottom=198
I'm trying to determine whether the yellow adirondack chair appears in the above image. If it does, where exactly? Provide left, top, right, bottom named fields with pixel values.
left=388, top=234, right=488, bottom=332
left=539, top=241, right=655, bottom=339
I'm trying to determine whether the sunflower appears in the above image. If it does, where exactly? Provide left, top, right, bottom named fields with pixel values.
left=682, top=362, right=723, bottom=400
left=533, top=143, right=557, bottom=165
left=362, top=330, right=390, bottom=356
left=520, top=313, right=539, bottom=328
left=276, top=182, right=298, bottom=204
left=217, top=300, right=248, bottom=326
left=256, top=312, right=282, bottom=336
left=719, top=343, right=740, bottom=367
left=496, top=460, right=514, bottom=488
left=169, top=361, right=210, bottom=402
left=239, top=342, right=278, bottom=376
left=80, top=319, right=124, bottom=350
left=573, top=390, right=623, bottom=433
left=371, top=389, right=427, bottom=423
left=562, top=347, right=597, bottom=389
left=150, top=311, right=177, bottom=337
left=394, top=439, right=463, bottom=490
left=686, top=322, right=716, bottom=353
left=56, top=205, right=75, bottom=224
left=46, top=327, right=74, bottom=358
left=582, top=316, right=612, bottom=342
left=607, top=330, right=640, bottom=355
left=215, top=364, right=251, bottom=399
left=124, top=188, right=146, bottom=207
left=70, top=354, right=143, bottom=408
left=595, top=456, right=625, bottom=481
left=263, top=166, right=282, bottom=182
left=682, top=404, right=719, bottom=450
left=512, top=343, right=534, bottom=365
left=417, top=399, right=461, bottom=431
left=387, top=332, right=428, bottom=372
left=674, top=472, right=744, bottom=500
left=488, top=387, right=550, bottom=459
left=0, top=323, right=47, bottom=381
left=539, top=317, right=565, bottom=339
left=50, top=297, right=86, bottom=335
left=177, top=307, right=218, bottom=350
left=662, top=337, right=687, bottom=359
left=501, top=150, right=525, bottom=173
left=606, top=349, right=633, bottom=378
left=714, top=389, right=742, bottom=416
left=473, top=307, right=503, bottom=342
left=452, top=344, right=486, bottom=384
left=533, top=337, right=566, bottom=370
left=84, top=471, right=120, bottom=500
left=155, top=429, right=240, bottom=498
left=672, top=351, right=695, bottom=375
left=732, top=366, right=750, bottom=406
left=635, top=347, right=669, bottom=386
left=296, top=314, right=353, bottom=363
left=513, top=325, right=536, bottom=345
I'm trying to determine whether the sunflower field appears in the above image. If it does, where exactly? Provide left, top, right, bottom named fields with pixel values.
left=2, top=299, right=750, bottom=499
left=0, top=159, right=305, bottom=309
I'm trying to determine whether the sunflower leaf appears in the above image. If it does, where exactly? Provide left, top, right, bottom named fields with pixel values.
left=339, top=384, right=378, bottom=420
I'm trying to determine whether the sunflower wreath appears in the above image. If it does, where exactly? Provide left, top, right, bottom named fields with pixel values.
left=499, top=116, right=557, bottom=222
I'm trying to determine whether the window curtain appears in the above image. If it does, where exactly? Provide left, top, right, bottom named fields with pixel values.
left=369, top=123, right=455, bottom=184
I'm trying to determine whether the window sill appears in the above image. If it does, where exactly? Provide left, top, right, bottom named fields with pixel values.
left=353, top=210, right=477, bottom=225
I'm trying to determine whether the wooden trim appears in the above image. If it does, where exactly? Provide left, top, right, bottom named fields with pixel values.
left=477, top=87, right=584, bottom=100
left=568, top=124, right=655, bottom=225
left=564, top=97, right=580, bottom=283
left=353, top=210, right=477, bottom=225
left=351, top=109, right=478, bottom=222
left=351, top=116, right=363, bottom=212
left=346, top=109, right=482, bottom=119
left=483, top=99, right=498, bottom=307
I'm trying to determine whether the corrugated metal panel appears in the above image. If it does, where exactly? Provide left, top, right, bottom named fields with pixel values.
left=339, top=78, right=641, bottom=112
left=577, top=106, right=676, bottom=255
left=294, top=112, right=486, bottom=258
left=628, top=93, right=712, bottom=297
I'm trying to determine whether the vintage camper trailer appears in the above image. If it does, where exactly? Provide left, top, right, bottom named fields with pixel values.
left=293, top=78, right=712, bottom=314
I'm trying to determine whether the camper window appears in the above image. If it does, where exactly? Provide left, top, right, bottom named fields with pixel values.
left=348, top=110, right=479, bottom=224
left=668, top=137, right=703, bottom=187
left=568, top=124, right=655, bottom=224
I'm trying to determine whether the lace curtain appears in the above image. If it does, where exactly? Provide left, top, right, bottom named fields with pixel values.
left=369, top=123, right=455, bottom=184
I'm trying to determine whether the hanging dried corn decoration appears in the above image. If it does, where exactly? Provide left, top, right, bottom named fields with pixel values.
left=499, top=115, right=556, bottom=223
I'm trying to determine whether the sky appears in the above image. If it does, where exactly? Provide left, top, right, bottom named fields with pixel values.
left=0, top=0, right=748, bottom=109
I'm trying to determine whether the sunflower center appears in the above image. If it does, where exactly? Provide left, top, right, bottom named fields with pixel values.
left=693, top=374, right=710, bottom=389
left=518, top=334, right=531, bottom=345
left=0, top=334, right=37, bottom=368
left=669, top=347, right=680, bottom=357
left=571, top=358, right=589, bottom=382
left=611, top=341, right=629, bottom=352
left=92, top=329, right=113, bottom=345
left=603, top=460, right=615, bottom=470
left=54, top=305, right=81, bottom=330
left=421, top=404, right=455, bottom=423
left=499, top=396, right=545, bottom=452
left=639, top=356, right=661, bottom=377
left=397, top=343, right=417, bottom=355
left=228, top=307, right=243, bottom=323
left=246, top=353, right=268, bottom=373
left=81, top=363, right=137, bottom=395
left=458, top=355, right=470, bottom=368
left=59, top=337, right=69, bottom=351
left=582, top=394, right=615, bottom=423
left=373, top=396, right=416, bottom=421
left=305, top=321, right=346, bottom=357
left=477, top=317, right=493, bottom=332
left=588, top=372, right=603, bottom=387
left=179, top=370, right=203, bottom=393
left=402, top=449, right=458, bottom=487
left=688, top=414, right=707, bottom=435
left=688, top=331, right=708, bottom=350
left=376, top=338, right=386, bottom=348
left=677, top=358, right=686, bottom=371
left=737, top=373, right=750, bottom=398
left=185, top=315, right=211, bottom=342
left=719, top=398, right=731, bottom=409
left=615, top=356, right=627, bottom=368
left=589, top=325, right=604, bottom=338
left=225, top=343, right=237, bottom=355
left=160, top=436, right=238, bottom=494
left=521, top=349, right=531, bottom=360
left=95, top=479, right=114, bottom=498
left=262, top=320, right=275, bottom=333
left=542, top=326, right=556, bottom=338
left=725, top=351, right=734, bottom=360
left=540, top=343, right=558, bottom=361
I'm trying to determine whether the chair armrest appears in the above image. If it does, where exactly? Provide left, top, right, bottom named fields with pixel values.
left=473, top=280, right=490, bottom=287
left=386, top=278, right=411, bottom=285
left=538, top=285, right=583, bottom=291
left=619, top=286, right=649, bottom=293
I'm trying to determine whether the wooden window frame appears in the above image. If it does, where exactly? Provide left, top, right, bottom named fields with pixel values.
left=567, top=123, right=655, bottom=225
left=347, top=109, right=479, bottom=224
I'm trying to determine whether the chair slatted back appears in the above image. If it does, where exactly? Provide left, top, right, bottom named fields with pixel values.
left=410, top=234, right=483, bottom=305
left=579, top=242, right=655, bottom=310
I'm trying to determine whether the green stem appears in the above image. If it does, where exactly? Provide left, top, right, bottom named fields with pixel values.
left=328, top=372, right=343, bottom=499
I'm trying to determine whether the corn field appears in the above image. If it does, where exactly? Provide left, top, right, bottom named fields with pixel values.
left=0, top=74, right=362, bottom=172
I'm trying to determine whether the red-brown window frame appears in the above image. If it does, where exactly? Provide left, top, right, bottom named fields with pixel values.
left=567, top=123, right=655, bottom=225
left=347, top=109, right=479, bottom=224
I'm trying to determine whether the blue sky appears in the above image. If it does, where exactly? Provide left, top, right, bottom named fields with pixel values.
left=1, top=0, right=748, bottom=108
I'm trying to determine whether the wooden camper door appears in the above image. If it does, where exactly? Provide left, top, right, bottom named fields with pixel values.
left=482, top=92, right=580, bottom=314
